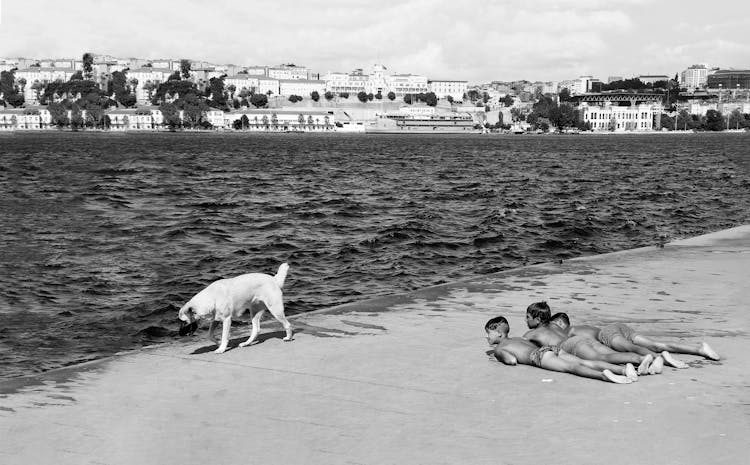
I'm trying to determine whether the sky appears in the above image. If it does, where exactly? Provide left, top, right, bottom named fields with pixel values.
left=1, top=0, right=749, bottom=83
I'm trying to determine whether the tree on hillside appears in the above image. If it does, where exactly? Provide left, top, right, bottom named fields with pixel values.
left=403, top=94, right=413, bottom=104
left=510, top=107, right=525, bottom=122
left=311, top=90, right=320, bottom=102
left=82, top=53, right=94, bottom=80
left=250, top=93, right=268, bottom=108
left=422, top=91, right=438, bottom=106
left=375, top=91, right=382, bottom=100
left=387, top=91, right=396, bottom=101
left=339, top=92, right=349, bottom=99
left=180, top=59, right=192, bottom=79
left=357, top=91, right=368, bottom=103
left=558, top=88, right=571, bottom=102
left=500, top=95, right=514, bottom=107
left=324, top=91, right=334, bottom=101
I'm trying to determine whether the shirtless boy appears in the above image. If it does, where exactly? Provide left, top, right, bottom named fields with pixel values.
left=549, top=312, right=720, bottom=368
left=522, top=302, right=658, bottom=375
left=485, top=316, right=636, bottom=384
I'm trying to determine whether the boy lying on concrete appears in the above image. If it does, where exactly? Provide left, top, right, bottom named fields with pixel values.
left=522, top=302, right=660, bottom=375
left=485, top=316, right=637, bottom=384
left=548, top=310, right=720, bottom=367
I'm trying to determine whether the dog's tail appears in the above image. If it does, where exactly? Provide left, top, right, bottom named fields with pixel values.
left=274, top=262, right=290, bottom=289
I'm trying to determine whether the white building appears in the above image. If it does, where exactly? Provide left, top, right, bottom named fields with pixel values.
left=0, top=107, right=52, bottom=130
left=14, top=67, right=77, bottom=104
left=224, top=74, right=261, bottom=94
left=387, top=74, right=429, bottom=96
left=325, top=70, right=369, bottom=94
left=125, top=67, right=173, bottom=104
left=572, top=76, right=594, bottom=95
left=278, top=79, right=326, bottom=97
left=257, top=77, right=280, bottom=95
left=267, top=65, right=308, bottom=80
left=680, top=65, right=709, bottom=90
left=428, top=79, right=468, bottom=100
left=578, top=101, right=659, bottom=131
left=223, top=109, right=335, bottom=131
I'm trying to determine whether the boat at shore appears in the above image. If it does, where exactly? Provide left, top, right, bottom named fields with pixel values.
left=366, top=111, right=479, bottom=134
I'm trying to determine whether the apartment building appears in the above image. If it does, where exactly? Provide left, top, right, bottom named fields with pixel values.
left=680, top=65, right=709, bottom=90
left=279, top=79, right=326, bottom=97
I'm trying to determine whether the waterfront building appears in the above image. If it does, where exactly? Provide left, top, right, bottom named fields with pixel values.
left=638, top=74, right=670, bottom=85
left=578, top=101, right=658, bottom=131
left=573, top=92, right=663, bottom=131
left=0, top=106, right=52, bottom=130
left=107, top=107, right=164, bottom=130
left=428, top=79, right=468, bottom=100
left=680, top=64, right=709, bottom=90
left=707, top=69, right=750, bottom=90
left=126, top=67, right=173, bottom=104
left=0, top=108, right=24, bottom=130
left=278, top=79, right=326, bottom=97
left=223, top=108, right=335, bottom=131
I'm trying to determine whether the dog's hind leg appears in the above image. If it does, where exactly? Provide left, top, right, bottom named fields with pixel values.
left=239, top=309, right=265, bottom=348
left=267, top=300, right=293, bottom=342
left=214, top=317, right=232, bottom=354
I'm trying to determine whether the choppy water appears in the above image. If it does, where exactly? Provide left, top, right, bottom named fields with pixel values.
left=1, top=132, right=749, bottom=379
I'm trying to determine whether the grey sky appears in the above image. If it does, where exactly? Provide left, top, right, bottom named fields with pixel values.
left=1, top=0, right=748, bottom=83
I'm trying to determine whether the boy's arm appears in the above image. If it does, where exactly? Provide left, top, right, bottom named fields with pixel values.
left=493, top=347, right=518, bottom=365
left=522, top=329, right=543, bottom=347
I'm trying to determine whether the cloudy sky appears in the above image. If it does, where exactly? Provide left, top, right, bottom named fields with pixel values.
left=1, top=0, right=748, bottom=83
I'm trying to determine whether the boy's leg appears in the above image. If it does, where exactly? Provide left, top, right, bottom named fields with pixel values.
left=607, top=334, right=659, bottom=357
left=559, top=351, right=629, bottom=376
left=541, top=354, right=633, bottom=383
left=631, top=334, right=720, bottom=360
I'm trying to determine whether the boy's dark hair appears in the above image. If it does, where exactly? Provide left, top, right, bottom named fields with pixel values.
left=550, top=312, right=570, bottom=326
left=484, top=316, right=509, bottom=332
left=526, top=301, right=551, bottom=322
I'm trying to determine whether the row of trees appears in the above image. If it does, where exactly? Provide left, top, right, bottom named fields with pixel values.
left=660, top=109, right=750, bottom=131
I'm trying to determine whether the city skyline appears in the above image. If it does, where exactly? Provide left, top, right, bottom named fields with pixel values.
left=1, top=0, right=749, bottom=83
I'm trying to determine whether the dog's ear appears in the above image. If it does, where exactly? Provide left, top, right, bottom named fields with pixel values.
left=178, top=307, right=198, bottom=336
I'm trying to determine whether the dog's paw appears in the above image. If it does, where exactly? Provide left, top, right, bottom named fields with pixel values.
left=238, top=341, right=253, bottom=348
left=214, top=346, right=228, bottom=354
left=283, top=336, right=293, bottom=342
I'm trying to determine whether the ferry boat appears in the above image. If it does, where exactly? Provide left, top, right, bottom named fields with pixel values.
left=366, top=112, right=479, bottom=134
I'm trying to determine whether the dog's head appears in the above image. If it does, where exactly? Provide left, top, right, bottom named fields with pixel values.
left=178, top=304, right=199, bottom=336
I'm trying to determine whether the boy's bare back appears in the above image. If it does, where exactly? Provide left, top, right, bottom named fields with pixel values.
left=495, top=337, right=538, bottom=365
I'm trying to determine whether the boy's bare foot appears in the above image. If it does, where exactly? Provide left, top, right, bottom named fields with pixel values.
left=625, top=363, right=638, bottom=381
left=603, top=369, right=633, bottom=384
left=637, top=354, right=654, bottom=375
left=648, top=355, right=664, bottom=374
left=699, top=342, right=720, bottom=361
left=662, top=351, right=689, bottom=368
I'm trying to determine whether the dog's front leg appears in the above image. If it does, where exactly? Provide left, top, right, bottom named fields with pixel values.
left=208, top=320, right=219, bottom=343
left=214, top=317, right=232, bottom=354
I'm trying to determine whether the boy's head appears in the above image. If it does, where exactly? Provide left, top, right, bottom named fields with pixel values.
left=484, top=316, right=509, bottom=345
left=525, top=301, right=551, bottom=329
left=550, top=312, right=570, bottom=330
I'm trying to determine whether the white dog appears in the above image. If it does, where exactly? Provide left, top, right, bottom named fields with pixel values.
left=177, top=263, right=293, bottom=353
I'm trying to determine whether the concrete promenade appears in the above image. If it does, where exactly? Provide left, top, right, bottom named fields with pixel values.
left=2, top=226, right=749, bottom=465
